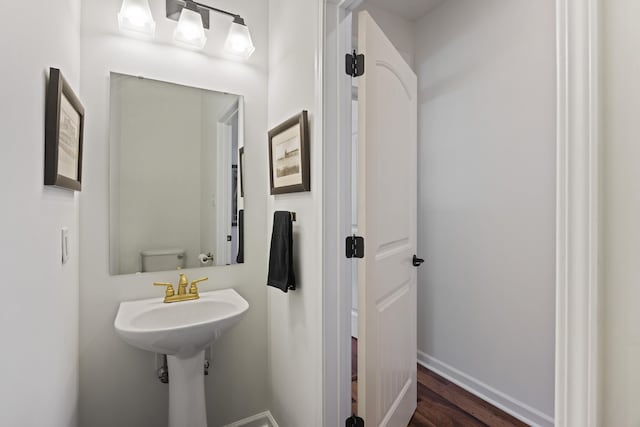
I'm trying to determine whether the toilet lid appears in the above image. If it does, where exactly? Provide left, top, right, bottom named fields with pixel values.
left=141, top=248, right=185, bottom=256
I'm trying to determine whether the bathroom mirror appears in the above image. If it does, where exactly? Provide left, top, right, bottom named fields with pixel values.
left=109, top=73, right=245, bottom=275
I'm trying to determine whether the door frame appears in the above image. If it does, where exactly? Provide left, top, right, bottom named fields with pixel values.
left=554, top=0, right=600, bottom=426
left=216, top=99, right=239, bottom=265
left=321, top=0, right=600, bottom=426
left=323, top=1, right=360, bottom=425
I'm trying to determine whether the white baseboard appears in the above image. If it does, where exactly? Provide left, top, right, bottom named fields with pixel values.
left=351, top=308, right=358, bottom=338
left=417, top=351, right=554, bottom=427
left=224, top=411, right=279, bottom=427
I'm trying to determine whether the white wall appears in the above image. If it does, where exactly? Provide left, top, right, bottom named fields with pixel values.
left=79, top=0, right=270, bottom=425
left=267, top=0, right=325, bottom=425
left=415, top=1, right=556, bottom=425
left=0, top=0, right=81, bottom=426
left=602, top=0, right=640, bottom=424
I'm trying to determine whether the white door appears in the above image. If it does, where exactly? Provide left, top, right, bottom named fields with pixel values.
left=356, top=10, right=418, bottom=427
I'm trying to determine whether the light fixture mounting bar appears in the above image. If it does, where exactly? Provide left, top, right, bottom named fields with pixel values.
left=166, top=0, right=210, bottom=29
left=166, top=0, right=246, bottom=30
left=190, top=0, right=241, bottom=21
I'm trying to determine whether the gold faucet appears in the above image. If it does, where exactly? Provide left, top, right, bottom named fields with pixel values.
left=153, top=273, right=208, bottom=303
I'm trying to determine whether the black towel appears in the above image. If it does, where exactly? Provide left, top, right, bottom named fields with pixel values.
left=236, top=209, right=244, bottom=263
left=267, top=211, right=296, bottom=292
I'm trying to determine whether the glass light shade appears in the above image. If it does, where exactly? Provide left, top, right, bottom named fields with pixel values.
left=224, top=22, right=255, bottom=59
left=118, top=0, right=156, bottom=37
left=174, top=8, right=207, bottom=50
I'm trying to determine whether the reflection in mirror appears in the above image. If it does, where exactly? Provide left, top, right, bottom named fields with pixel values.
left=109, top=73, right=244, bottom=275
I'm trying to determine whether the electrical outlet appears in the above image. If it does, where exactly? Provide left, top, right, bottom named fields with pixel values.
left=61, top=227, right=69, bottom=264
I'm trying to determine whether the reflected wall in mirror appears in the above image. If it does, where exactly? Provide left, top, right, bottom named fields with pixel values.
left=109, top=73, right=245, bottom=275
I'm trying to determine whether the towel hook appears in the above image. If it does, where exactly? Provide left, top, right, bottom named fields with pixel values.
left=290, top=212, right=297, bottom=222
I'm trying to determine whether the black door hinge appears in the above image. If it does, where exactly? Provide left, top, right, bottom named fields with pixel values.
left=346, top=235, right=365, bottom=259
left=346, top=414, right=365, bottom=427
left=346, top=50, right=365, bottom=77
left=413, top=254, right=425, bottom=267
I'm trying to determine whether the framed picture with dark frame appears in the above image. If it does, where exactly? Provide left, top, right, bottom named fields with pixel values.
left=268, top=110, right=310, bottom=195
left=45, top=67, right=85, bottom=191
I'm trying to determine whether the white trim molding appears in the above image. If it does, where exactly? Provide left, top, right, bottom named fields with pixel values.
left=555, top=0, right=600, bottom=426
left=322, top=1, right=355, bottom=425
left=418, top=351, right=554, bottom=427
left=351, top=308, right=358, bottom=338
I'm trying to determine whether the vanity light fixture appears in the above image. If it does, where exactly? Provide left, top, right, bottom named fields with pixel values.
left=224, top=16, right=256, bottom=59
left=173, top=2, right=207, bottom=49
left=166, top=0, right=255, bottom=58
left=118, top=0, right=156, bottom=37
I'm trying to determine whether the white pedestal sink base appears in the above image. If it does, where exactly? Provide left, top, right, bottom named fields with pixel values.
left=114, top=289, right=250, bottom=427
left=167, top=351, right=207, bottom=427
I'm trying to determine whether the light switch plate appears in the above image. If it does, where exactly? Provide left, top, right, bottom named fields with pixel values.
left=61, top=227, right=69, bottom=264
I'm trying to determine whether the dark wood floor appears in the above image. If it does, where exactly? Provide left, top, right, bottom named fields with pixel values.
left=351, top=338, right=529, bottom=426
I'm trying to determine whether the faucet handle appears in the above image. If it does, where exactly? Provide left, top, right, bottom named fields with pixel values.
left=189, top=277, right=208, bottom=295
left=153, top=282, right=175, bottom=297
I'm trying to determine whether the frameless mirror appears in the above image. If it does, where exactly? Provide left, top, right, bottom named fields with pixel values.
left=109, top=73, right=245, bottom=275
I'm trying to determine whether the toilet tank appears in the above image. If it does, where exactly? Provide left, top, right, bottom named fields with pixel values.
left=140, top=248, right=186, bottom=272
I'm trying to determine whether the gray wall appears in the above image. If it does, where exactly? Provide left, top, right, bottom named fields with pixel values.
left=415, top=1, right=556, bottom=424
left=78, top=0, right=270, bottom=425
left=602, top=0, right=640, bottom=424
left=114, top=77, right=202, bottom=273
left=0, top=0, right=81, bottom=425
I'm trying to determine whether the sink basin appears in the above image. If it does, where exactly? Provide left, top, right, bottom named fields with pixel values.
left=114, top=288, right=249, bottom=427
left=114, top=289, right=249, bottom=357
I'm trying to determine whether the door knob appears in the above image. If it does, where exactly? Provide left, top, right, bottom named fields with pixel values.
left=412, top=255, right=424, bottom=267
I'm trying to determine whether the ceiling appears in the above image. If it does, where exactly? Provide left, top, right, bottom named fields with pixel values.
left=362, top=0, right=445, bottom=21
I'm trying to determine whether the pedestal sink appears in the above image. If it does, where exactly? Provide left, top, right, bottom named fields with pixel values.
left=114, top=289, right=249, bottom=427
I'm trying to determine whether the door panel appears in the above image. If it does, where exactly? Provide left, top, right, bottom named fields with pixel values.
left=357, top=10, right=418, bottom=427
